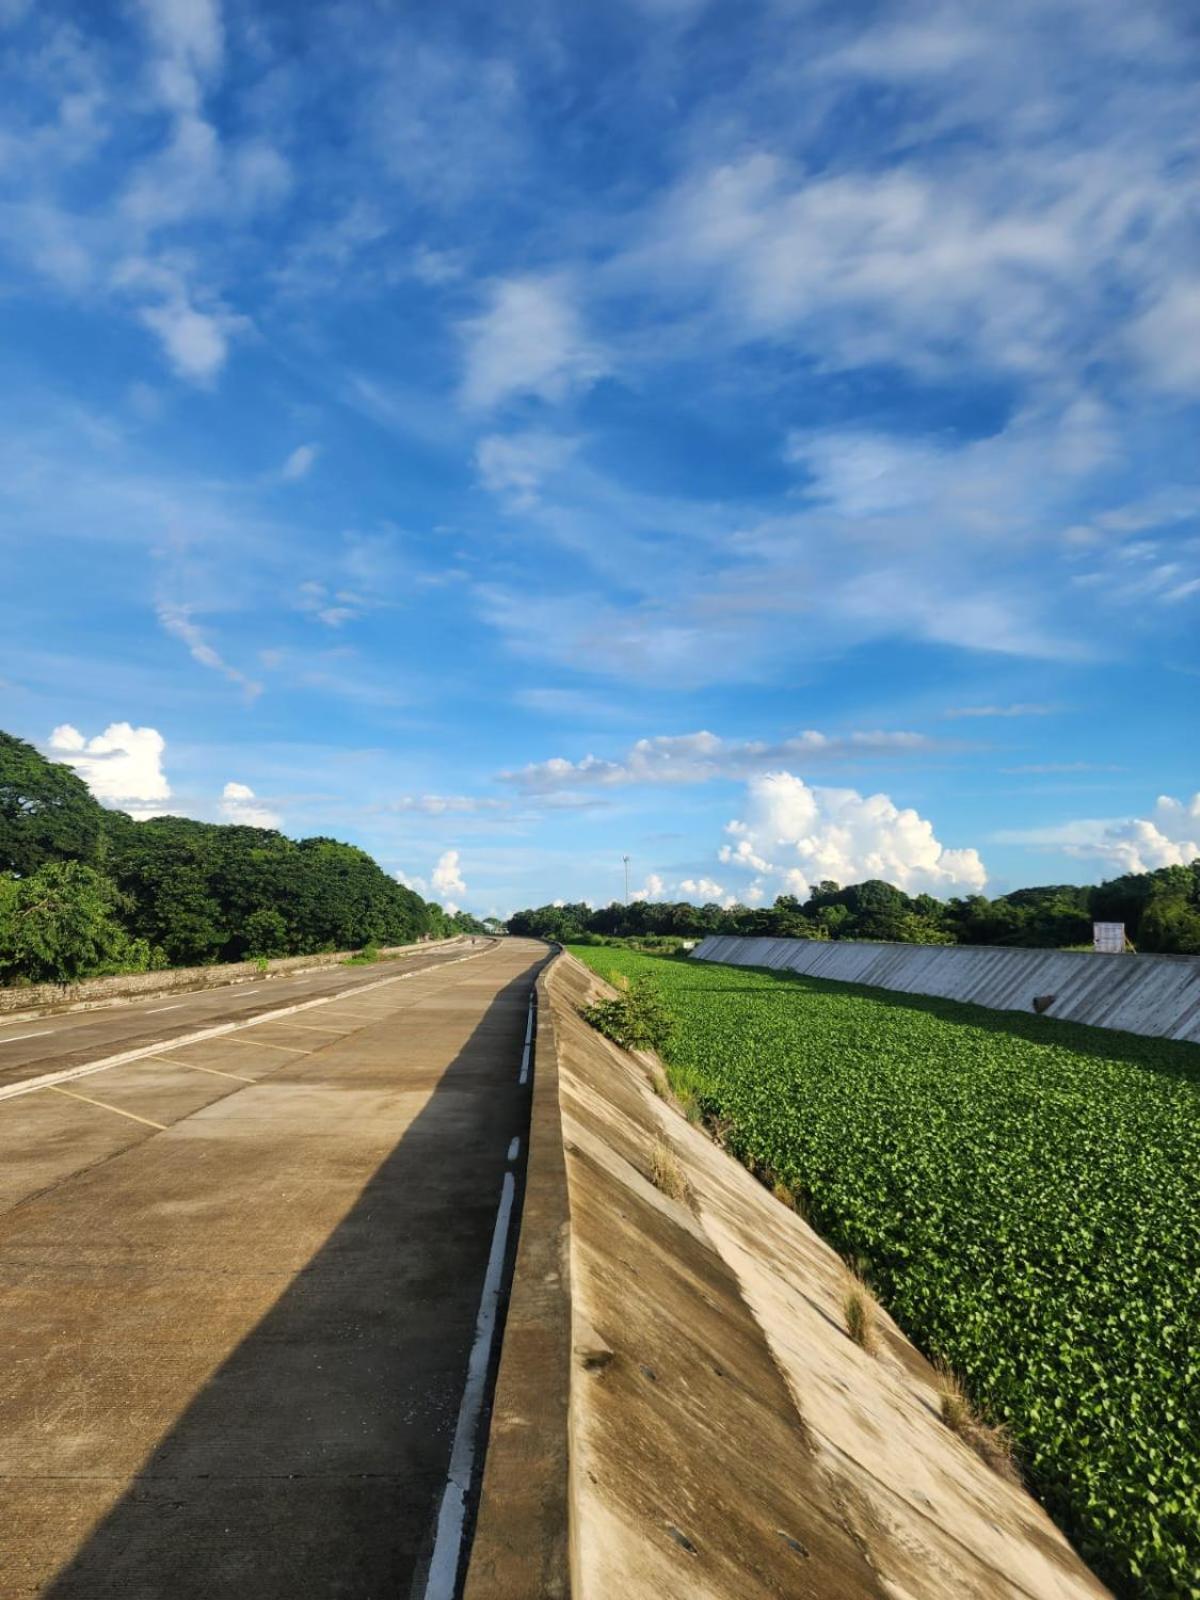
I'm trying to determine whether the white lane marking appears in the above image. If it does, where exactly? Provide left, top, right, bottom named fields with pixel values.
left=506, top=1136, right=520, bottom=1162
left=146, top=1004, right=186, bottom=1014
left=517, top=995, right=535, bottom=1085
left=422, top=1170, right=517, bottom=1600
left=0, top=947, right=492, bottom=1105
left=0, top=1033, right=46, bottom=1045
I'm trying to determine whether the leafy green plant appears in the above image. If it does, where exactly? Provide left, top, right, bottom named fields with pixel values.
left=582, top=973, right=673, bottom=1053
left=569, top=944, right=1200, bottom=1600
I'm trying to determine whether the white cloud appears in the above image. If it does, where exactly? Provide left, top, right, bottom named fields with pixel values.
left=219, top=780, right=281, bottom=830
left=943, top=703, right=1059, bottom=719
left=49, top=721, right=172, bottom=819
left=475, top=431, right=578, bottom=509
left=679, top=876, right=724, bottom=899
left=432, top=848, right=467, bottom=898
left=385, top=795, right=506, bottom=816
left=995, top=793, right=1200, bottom=873
left=281, top=443, right=319, bottom=481
left=138, top=295, right=232, bottom=383
left=501, top=728, right=939, bottom=794
left=136, top=0, right=223, bottom=114
left=459, top=275, right=606, bottom=410
left=1129, top=281, right=1200, bottom=395
left=157, top=604, right=263, bottom=698
left=630, top=872, right=665, bottom=902
left=717, top=771, right=988, bottom=901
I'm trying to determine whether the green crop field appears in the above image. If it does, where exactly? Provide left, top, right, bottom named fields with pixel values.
left=569, top=944, right=1200, bottom=1600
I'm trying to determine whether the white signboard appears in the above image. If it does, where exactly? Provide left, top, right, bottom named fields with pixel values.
left=1093, top=922, right=1125, bottom=954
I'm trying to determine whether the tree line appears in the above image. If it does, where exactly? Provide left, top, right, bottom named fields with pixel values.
left=507, top=862, right=1200, bottom=954
left=0, top=731, right=486, bottom=984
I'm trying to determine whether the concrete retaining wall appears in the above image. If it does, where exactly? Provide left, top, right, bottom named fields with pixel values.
left=691, top=935, right=1200, bottom=1044
left=0, top=936, right=468, bottom=1020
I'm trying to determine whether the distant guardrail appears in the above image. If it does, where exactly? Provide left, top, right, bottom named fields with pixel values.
left=691, top=935, right=1200, bottom=1044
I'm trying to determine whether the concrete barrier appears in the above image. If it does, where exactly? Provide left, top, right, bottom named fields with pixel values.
left=691, top=935, right=1200, bottom=1043
left=0, top=936, right=471, bottom=1020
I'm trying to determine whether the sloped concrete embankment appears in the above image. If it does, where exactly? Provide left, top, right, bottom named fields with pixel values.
left=466, top=951, right=1110, bottom=1600
left=0, top=936, right=473, bottom=1021
left=693, top=934, right=1200, bottom=1043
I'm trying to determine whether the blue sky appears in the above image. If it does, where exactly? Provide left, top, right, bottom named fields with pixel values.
left=1, top=0, right=1197, bottom=918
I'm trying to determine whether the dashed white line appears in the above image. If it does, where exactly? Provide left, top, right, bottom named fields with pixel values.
left=506, top=1136, right=520, bottom=1162
left=0, top=1032, right=45, bottom=1045
left=422, top=1170, right=517, bottom=1600
left=146, top=1004, right=186, bottom=1014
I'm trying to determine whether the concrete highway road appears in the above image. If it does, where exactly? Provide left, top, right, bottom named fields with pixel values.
left=0, top=936, right=547, bottom=1599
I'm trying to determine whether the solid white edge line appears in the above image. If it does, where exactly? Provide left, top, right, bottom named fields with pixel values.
left=422, top=1169, right=517, bottom=1600
left=0, top=947, right=490, bottom=1104
left=517, top=996, right=535, bottom=1084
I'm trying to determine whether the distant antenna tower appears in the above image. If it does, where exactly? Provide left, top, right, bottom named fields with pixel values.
left=623, top=855, right=631, bottom=905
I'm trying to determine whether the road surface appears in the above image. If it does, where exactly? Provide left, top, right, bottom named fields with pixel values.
left=0, top=936, right=546, bottom=1598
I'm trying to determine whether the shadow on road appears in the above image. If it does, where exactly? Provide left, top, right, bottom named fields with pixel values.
left=42, top=963, right=541, bottom=1600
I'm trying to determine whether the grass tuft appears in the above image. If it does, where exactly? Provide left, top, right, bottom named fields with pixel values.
left=649, top=1136, right=690, bottom=1203
left=843, top=1268, right=879, bottom=1354
left=936, top=1362, right=1020, bottom=1483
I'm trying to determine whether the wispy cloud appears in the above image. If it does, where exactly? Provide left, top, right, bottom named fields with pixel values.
left=944, top=704, right=1060, bottom=720
left=501, top=728, right=942, bottom=793
left=157, top=603, right=263, bottom=699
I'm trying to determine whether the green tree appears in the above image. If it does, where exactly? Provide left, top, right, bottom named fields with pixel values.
left=0, top=860, right=149, bottom=983
left=0, top=732, right=107, bottom=876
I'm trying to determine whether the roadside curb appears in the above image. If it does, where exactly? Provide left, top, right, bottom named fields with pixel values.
left=0, top=937, right=471, bottom=1025
left=463, top=950, right=573, bottom=1599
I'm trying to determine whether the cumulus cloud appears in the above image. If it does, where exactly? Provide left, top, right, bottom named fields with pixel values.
left=459, top=275, right=606, bottom=410
left=995, top=793, right=1200, bottom=873
left=630, top=872, right=665, bottom=902
left=432, top=849, right=467, bottom=899
left=716, top=771, right=988, bottom=901
left=399, top=850, right=469, bottom=914
left=219, top=781, right=281, bottom=830
left=49, top=722, right=172, bottom=819
left=501, top=728, right=938, bottom=794
left=679, top=876, right=724, bottom=900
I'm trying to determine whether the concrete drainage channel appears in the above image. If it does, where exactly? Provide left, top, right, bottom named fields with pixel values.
left=419, top=979, right=543, bottom=1600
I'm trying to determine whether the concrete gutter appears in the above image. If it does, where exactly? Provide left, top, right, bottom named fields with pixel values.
left=463, top=956, right=573, bottom=1599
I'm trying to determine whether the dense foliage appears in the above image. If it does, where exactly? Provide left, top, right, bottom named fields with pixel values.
left=0, top=732, right=484, bottom=983
left=511, top=862, right=1200, bottom=953
left=572, top=945, right=1200, bottom=1600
